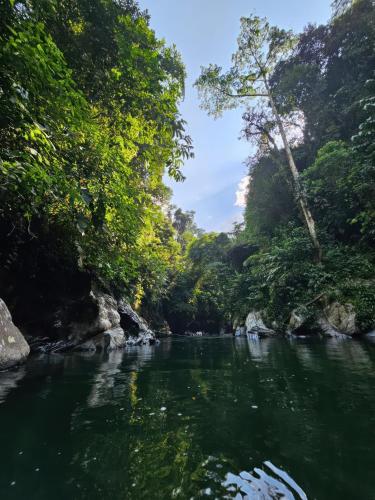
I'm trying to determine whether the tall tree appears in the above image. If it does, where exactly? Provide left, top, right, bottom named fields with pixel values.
left=195, top=15, right=322, bottom=261
left=331, top=0, right=353, bottom=17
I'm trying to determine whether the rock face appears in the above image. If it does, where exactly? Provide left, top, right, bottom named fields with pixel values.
left=322, top=302, right=357, bottom=335
left=288, top=308, right=308, bottom=334
left=234, top=326, right=246, bottom=336
left=77, top=326, right=126, bottom=351
left=0, top=298, right=30, bottom=370
left=29, top=288, right=156, bottom=353
left=245, top=311, right=275, bottom=336
left=74, top=296, right=156, bottom=351
left=0, top=261, right=156, bottom=353
left=69, top=285, right=121, bottom=344
left=288, top=302, right=358, bottom=338
left=118, top=299, right=155, bottom=340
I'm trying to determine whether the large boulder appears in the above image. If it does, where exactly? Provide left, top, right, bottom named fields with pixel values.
left=29, top=284, right=124, bottom=353
left=245, top=311, right=275, bottom=336
left=69, top=285, right=121, bottom=343
left=0, top=298, right=30, bottom=370
left=287, top=307, right=312, bottom=335
left=315, top=302, right=357, bottom=339
left=287, top=302, right=357, bottom=338
left=126, top=330, right=156, bottom=346
left=77, top=326, right=126, bottom=352
left=117, top=299, right=155, bottom=341
left=322, top=302, right=357, bottom=336
left=287, top=307, right=323, bottom=337
left=30, top=292, right=157, bottom=353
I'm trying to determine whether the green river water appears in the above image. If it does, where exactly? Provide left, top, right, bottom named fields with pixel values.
left=0, top=336, right=374, bottom=500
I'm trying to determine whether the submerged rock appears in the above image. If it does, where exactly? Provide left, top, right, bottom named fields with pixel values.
left=0, top=298, right=30, bottom=370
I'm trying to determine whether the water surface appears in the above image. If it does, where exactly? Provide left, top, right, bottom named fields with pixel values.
left=1, top=336, right=375, bottom=499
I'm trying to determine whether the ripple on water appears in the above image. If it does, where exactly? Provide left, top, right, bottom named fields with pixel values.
left=222, top=461, right=307, bottom=499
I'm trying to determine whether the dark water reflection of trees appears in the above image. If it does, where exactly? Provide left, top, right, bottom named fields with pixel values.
left=0, top=337, right=375, bottom=499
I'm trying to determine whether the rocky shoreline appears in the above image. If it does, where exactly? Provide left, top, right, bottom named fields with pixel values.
left=234, top=301, right=375, bottom=340
left=1, top=283, right=374, bottom=371
left=0, top=281, right=161, bottom=371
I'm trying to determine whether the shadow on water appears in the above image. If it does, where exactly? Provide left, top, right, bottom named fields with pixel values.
left=0, top=336, right=375, bottom=499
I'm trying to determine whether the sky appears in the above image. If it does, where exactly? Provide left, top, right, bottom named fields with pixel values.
left=138, top=0, right=332, bottom=232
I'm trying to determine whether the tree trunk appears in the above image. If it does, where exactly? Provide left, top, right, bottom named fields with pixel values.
left=264, top=80, right=322, bottom=262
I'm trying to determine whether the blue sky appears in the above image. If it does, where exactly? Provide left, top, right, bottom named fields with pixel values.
left=138, top=0, right=332, bottom=232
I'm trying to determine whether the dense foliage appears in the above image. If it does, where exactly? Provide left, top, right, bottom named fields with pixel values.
left=1, top=0, right=374, bottom=334
left=166, top=0, right=375, bottom=333
left=0, top=0, right=193, bottom=309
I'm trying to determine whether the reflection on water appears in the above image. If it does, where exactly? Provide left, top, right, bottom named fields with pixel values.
left=223, top=460, right=307, bottom=500
left=0, top=366, right=26, bottom=404
left=0, top=336, right=375, bottom=500
left=86, top=350, right=125, bottom=408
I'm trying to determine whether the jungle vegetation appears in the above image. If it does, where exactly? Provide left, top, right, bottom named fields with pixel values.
left=0, top=0, right=374, bottom=333
left=166, top=0, right=375, bottom=333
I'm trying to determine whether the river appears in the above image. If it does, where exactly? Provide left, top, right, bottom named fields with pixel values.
left=0, top=336, right=374, bottom=499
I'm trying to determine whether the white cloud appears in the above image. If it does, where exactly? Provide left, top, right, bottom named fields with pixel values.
left=235, top=175, right=250, bottom=208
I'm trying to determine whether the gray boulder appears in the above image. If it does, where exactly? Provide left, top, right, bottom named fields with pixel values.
left=321, top=302, right=357, bottom=336
left=287, top=307, right=309, bottom=335
left=317, top=316, right=351, bottom=339
left=126, top=330, right=156, bottom=346
left=288, top=302, right=357, bottom=338
left=0, top=298, right=30, bottom=370
left=77, top=326, right=126, bottom=352
left=245, top=311, right=275, bottom=336
left=69, top=285, right=121, bottom=343
left=117, top=299, right=155, bottom=343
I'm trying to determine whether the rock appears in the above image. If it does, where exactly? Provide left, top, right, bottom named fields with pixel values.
left=155, top=321, right=172, bottom=337
left=287, top=308, right=308, bottom=334
left=322, top=302, right=357, bottom=336
left=364, top=330, right=375, bottom=343
left=317, top=317, right=351, bottom=339
left=118, top=300, right=148, bottom=331
left=77, top=327, right=126, bottom=352
left=117, top=300, right=155, bottom=344
left=28, top=337, right=76, bottom=354
left=0, top=298, right=30, bottom=370
left=184, top=330, right=205, bottom=337
left=287, top=307, right=320, bottom=336
left=126, top=330, right=156, bottom=346
left=288, top=302, right=358, bottom=338
left=234, top=326, right=246, bottom=336
left=69, top=285, right=121, bottom=343
left=245, top=311, right=275, bottom=336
